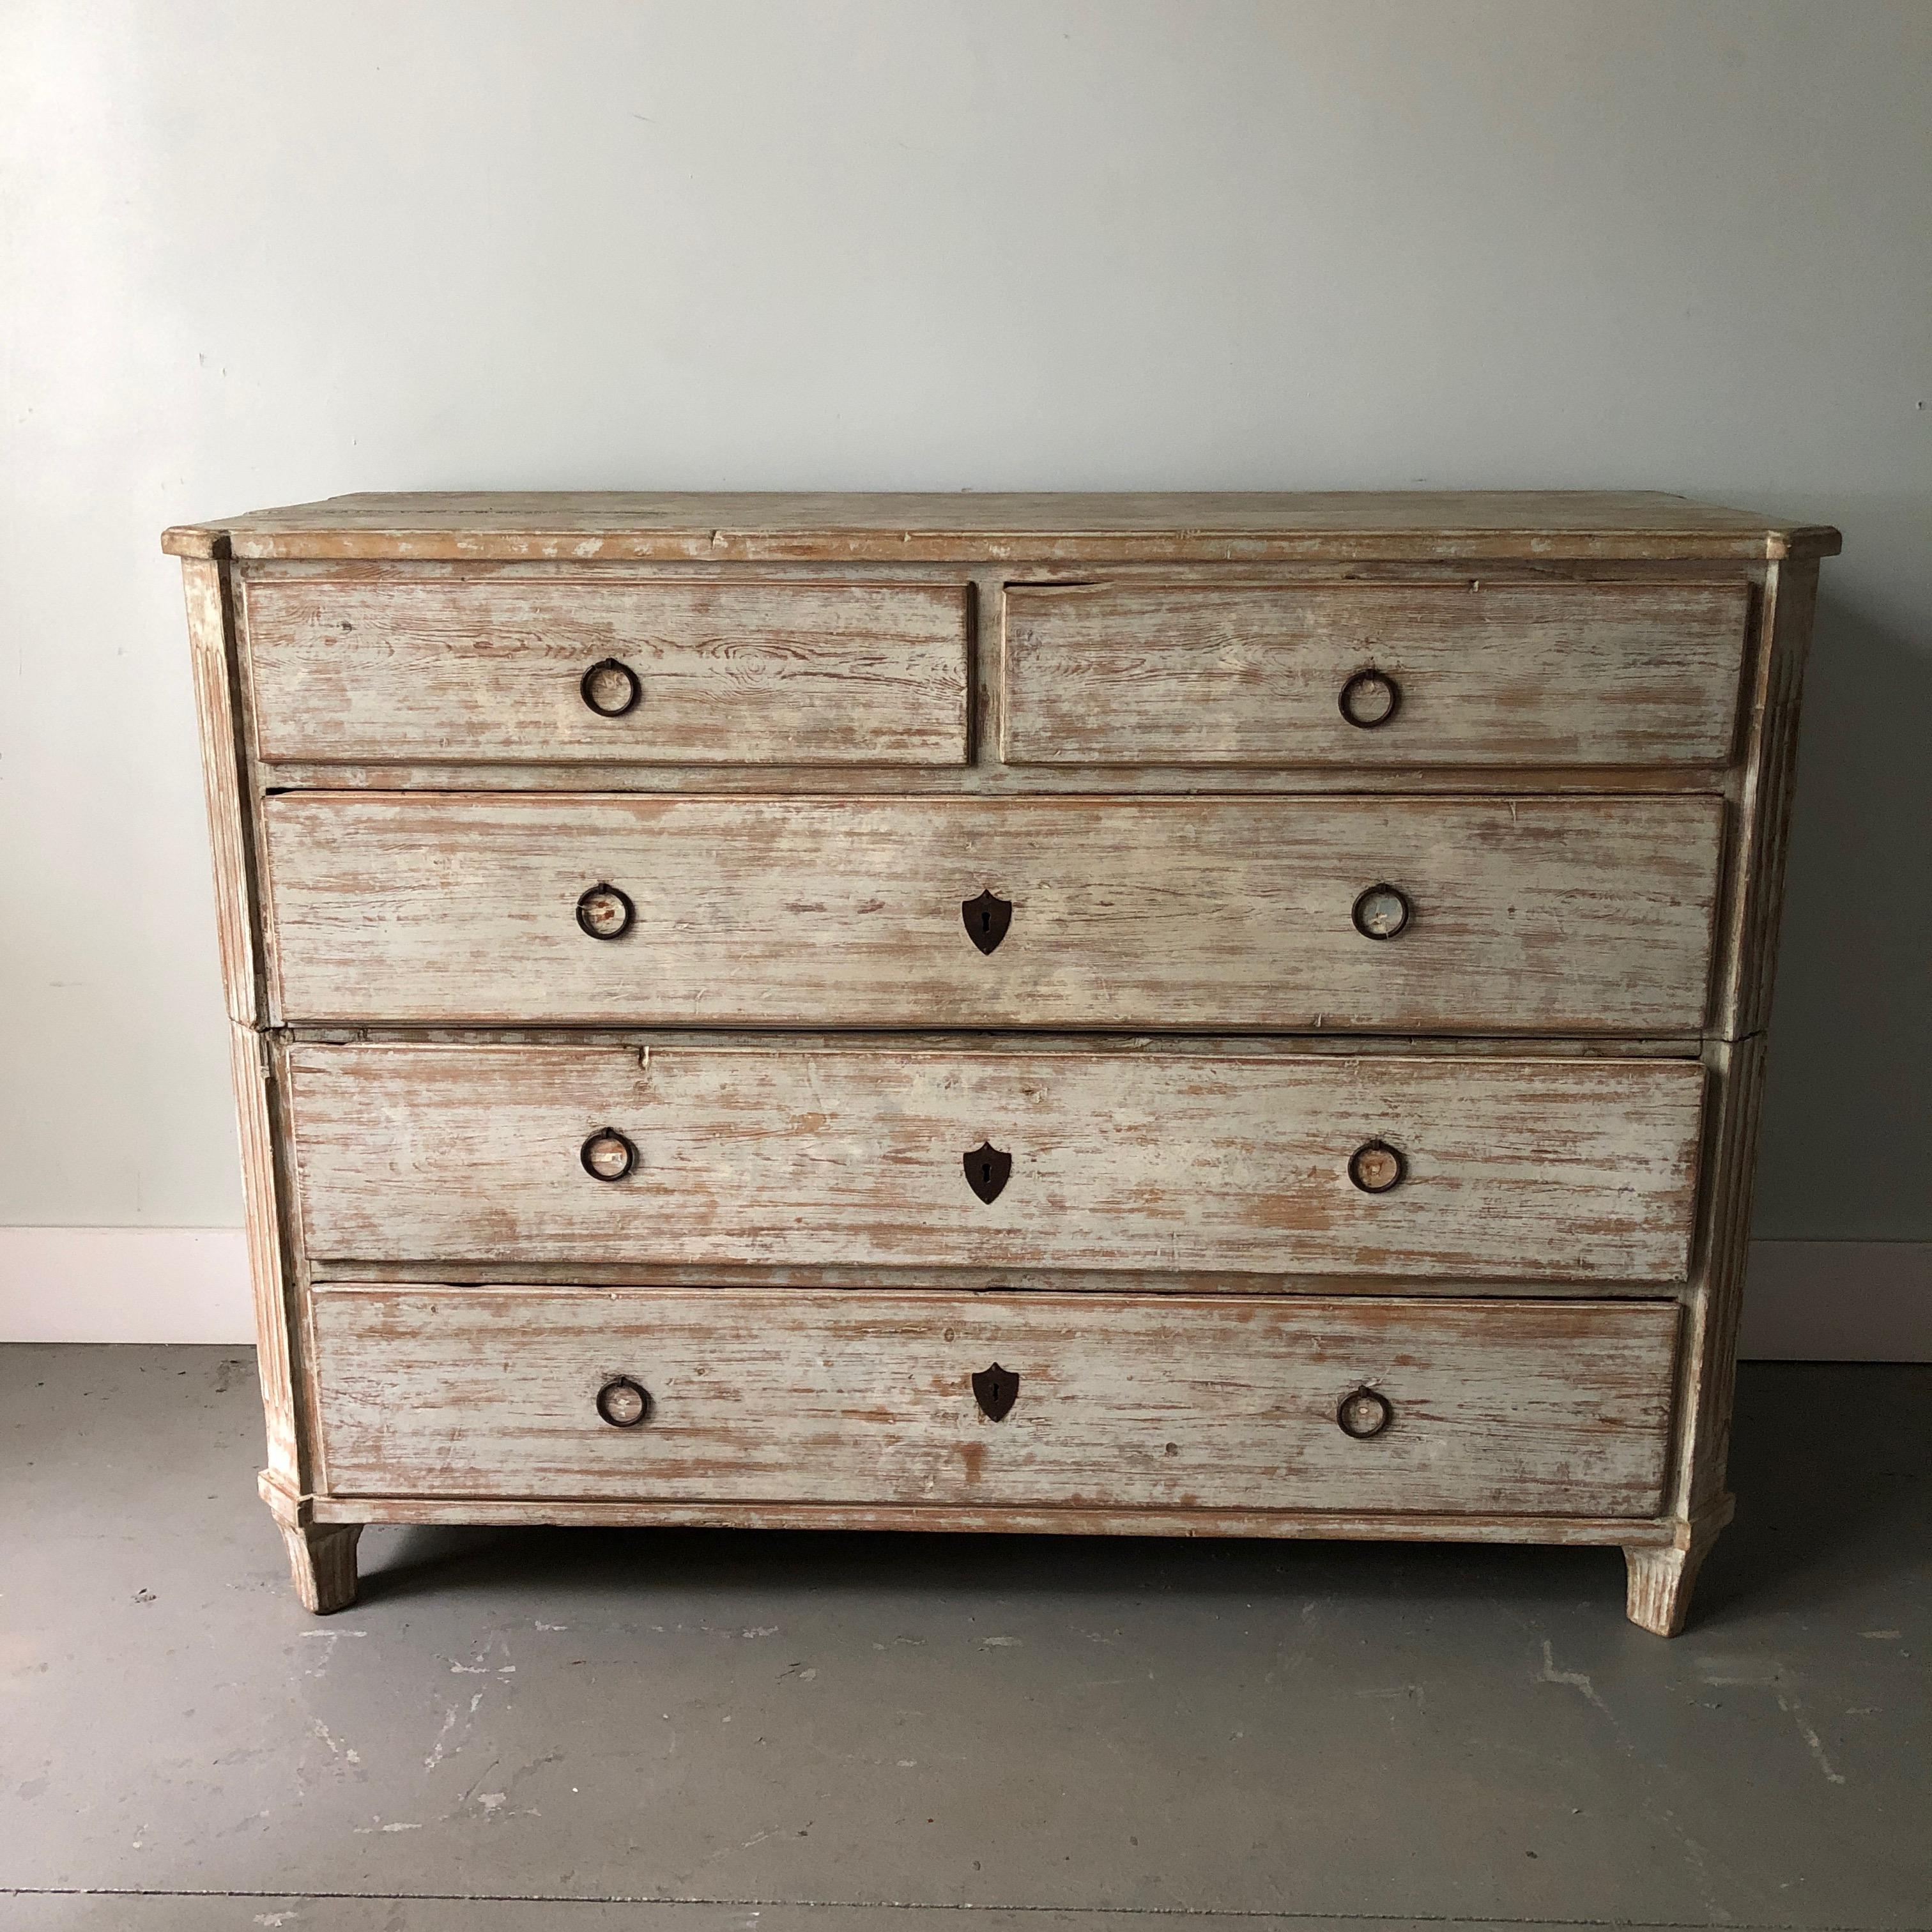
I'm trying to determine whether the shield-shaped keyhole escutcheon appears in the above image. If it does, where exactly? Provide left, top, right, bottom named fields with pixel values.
left=963, top=1140, right=1012, bottom=1204
left=972, top=1362, right=1020, bottom=1422
left=963, top=889, right=1012, bottom=956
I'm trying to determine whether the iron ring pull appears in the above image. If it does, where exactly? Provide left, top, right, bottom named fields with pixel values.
left=576, top=883, right=634, bottom=940
left=581, top=1128, right=637, bottom=1182
left=1338, top=668, right=1400, bottom=729
left=597, top=1377, right=651, bottom=1427
left=1351, top=883, right=1412, bottom=940
left=1337, top=1386, right=1392, bottom=1439
left=581, top=659, right=641, bottom=717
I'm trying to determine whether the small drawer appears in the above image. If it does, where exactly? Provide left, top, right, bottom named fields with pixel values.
left=240, top=575, right=971, bottom=767
left=287, top=1045, right=1705, bottom=1282
left=1001, top=581, right=1749, bottom=767
left=261, top=793, right=1723, bottom=1033
left=311, top=1287, right=1680, bottom=1516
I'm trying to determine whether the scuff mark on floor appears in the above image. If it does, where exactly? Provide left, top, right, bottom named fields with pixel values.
left=1355, top=1683, right=1427, bottom=1706
left=309, top=1718, right=361, bottom=1767
left=296, top=1629, right=366, bottom=1678
left=1696, top=1653, right=1786, bottom=1685
left=1778, top=1692, right=1848, bottom=1784
left=1540, top=1637, right=1610, bottom=1715
left=424, top=1689, right=486, bottom=1770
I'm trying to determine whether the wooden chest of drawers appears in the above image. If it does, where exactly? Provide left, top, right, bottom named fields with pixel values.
left=165, top=490, right=1838, bottom=1634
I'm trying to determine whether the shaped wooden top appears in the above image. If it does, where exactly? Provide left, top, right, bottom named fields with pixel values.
left=164, top=490, right=1840, bottom=564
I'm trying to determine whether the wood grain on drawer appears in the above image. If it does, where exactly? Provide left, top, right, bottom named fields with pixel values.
left=240, top=578, right=970, bottom=765
left=311, top=1289, right=1680, bottom=1515
left=287, top=1046, right=1704, bottom=1281
left=1002, top=582, right=1749, bottom=766
left=262, top=794, right=1723, bottom=1032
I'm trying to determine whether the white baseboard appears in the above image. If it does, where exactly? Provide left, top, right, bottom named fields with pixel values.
left=0, top=1228, right=1926, bottom=1358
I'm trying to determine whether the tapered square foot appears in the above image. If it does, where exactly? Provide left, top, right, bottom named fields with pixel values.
left=1625, top=1545, right=1701, bottom=1636
left=1624, top=1504, right=1730, bottom=1636
left=277, top=1520, right=364, bottom=1614
left=259, top=1470, right=362, bottom=1613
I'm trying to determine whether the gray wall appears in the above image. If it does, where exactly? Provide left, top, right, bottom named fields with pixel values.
left=3, top=0, right=1927, bottom=1241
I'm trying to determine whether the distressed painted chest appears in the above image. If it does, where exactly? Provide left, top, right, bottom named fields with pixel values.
left=165, top=491, right=1838, bottom=1633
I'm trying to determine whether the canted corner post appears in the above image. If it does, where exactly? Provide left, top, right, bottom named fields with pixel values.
left=182, top=555, right=358, bottom=1614
left=261, top=1472, right=362, bottom=1614
left=1623, top=1499, right=1733, bottom=1637
left=1624, top=558, right=1818, bottom=1636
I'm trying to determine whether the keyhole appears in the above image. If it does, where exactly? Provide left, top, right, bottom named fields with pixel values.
left=962, top=890, right=1012, bottom=956
left=963, top=1140, right=1012, bottom=1204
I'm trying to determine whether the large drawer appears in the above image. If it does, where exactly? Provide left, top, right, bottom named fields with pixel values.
left=261, top=793, right=1724, bottom=1032
left=311, top=1288, right=1680, bottom=1515
left=1002, top=581, right=1749, bottom=767
left=240, top=576, right=972, bottom=766
left=287, top=1045, right=1705, bottom=1281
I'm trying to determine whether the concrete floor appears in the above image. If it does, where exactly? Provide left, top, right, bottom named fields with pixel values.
left=0, top=1349, right=1926, bottom=1932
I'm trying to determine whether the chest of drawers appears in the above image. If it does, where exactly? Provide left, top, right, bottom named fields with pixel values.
left=165, top=491, right=1838, bottom=1634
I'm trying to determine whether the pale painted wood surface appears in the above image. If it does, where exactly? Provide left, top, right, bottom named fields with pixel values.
left=164, top=492, right=1835, bottom=1633
left=228, top=1023, right=310, bottom=1503
left=1654, top=558, right=1821, bottom=1570
left=181, top=559, right=262, bottom=1026
left=1711, top=559, right=1820, bottom=1041
left=274, top=1519, right=362, bottom=1616
left=241, top=576, right=971, bottom=766
left=306, top=1494, right=1680, bottom=1543
left=163, top=490, right=1843, bottom=562
left=1625, top=1499, right=1733, bottom=1638
left=182, top=555, right=316, bottom=1506
left=285, top=1045, right=1704, bottom=1281
left=1002, top=581, right=1747, bottom=767
left=261, top=793, right=1724, bottom=1032
left=311, top=1289, right=1680, bottom=1517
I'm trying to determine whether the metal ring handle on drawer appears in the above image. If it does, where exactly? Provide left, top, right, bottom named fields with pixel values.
left=1351, top=883, right=1412, bottom=940
left=1338, top=668, right=1400, bottom=729
left=1348, top=1140, right=1407, bottom=1194
left=1337, top=1387, right=1393, bottom=1439
left=580, top=658, right=642, bottom=717
left=576, top=883, right=634, bottom=940
left=596, top=1377, right=651, bottom=1427
left=581, top=1129, right=638, bottom=1182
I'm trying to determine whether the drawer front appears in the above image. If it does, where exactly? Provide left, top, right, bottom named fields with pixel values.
left=241, top=576, right=971, bottom=766
left=263, top=793, right=1722, bottom=1032
left=1002, top=581, right=1749, bottom=767
left=312, top=1289, right=1680, bottom=1515
left=288, top=1046, right=1704, bottom=1280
